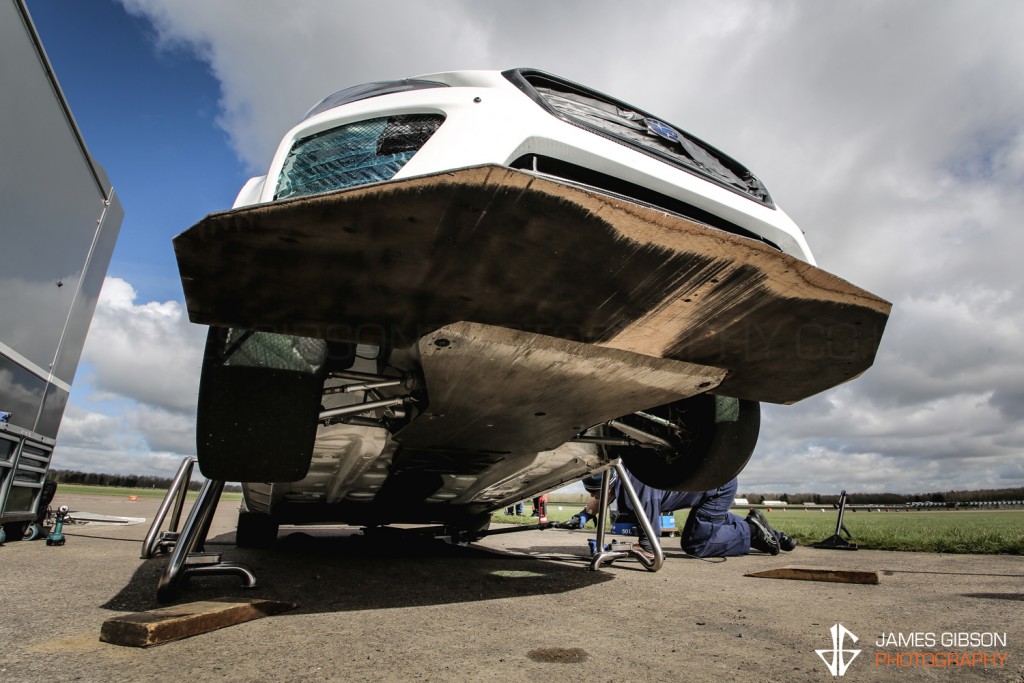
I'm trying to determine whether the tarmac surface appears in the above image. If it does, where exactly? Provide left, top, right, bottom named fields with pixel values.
left=1, top=493, right=1022, bottom=682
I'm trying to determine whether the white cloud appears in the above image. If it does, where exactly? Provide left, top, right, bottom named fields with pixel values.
left=119, top=0, right=494, bottom=172
left=53, top=402, right=198, bottom=477
left=52, top=277, right=205, bottom=475
left=77, top=277, right=205, bottom=414
left=63, top=1, right=1024, bottom=491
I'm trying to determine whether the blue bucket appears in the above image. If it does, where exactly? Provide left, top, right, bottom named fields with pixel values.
left=611, top=514, right=676, bottom=536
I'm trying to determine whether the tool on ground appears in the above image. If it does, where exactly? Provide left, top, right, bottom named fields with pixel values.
left=813, top=490, right=858, bottom=550
left=46, top=505, right=69, bottom=546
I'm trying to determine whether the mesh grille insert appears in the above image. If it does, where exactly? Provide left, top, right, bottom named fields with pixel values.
left=521, top=74, right=772, bottom=206
left=276, top=113, right=444, bottom=200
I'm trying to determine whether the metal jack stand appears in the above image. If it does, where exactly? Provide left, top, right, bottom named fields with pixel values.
left=590, top=461, right=664, bottom=572
left=141, top=457, right=196, bottom=558
left=143, top=460, right=257, bottom=601
left=813, top=490, right=858, bottom=550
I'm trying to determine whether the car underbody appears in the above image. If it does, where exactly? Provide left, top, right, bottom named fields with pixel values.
left=172, top=69, right=891, bottom=546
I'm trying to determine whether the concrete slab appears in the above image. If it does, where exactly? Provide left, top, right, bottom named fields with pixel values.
left=0, top=493, right=1021, bottom=681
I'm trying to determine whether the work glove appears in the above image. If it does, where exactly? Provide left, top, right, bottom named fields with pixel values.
left=555, top=509, right=591, bottom=529
left=572, top=509, right=594, bottom=528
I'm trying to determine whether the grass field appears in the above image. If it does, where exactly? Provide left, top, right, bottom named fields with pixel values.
left=753, top=508, right=1024, bottom=554
left=495, top=505, right=1024, bottom=555
left=55, top=485, right=1022, bottom=554
left=54, top=483, right=242, bottom=502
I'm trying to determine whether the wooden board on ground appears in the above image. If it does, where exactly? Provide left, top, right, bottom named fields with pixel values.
left=100, top=598, right=296, bottom=647
left=174, top=165, right=891, bottom=405
left=744, top=567, right=880, bottom=585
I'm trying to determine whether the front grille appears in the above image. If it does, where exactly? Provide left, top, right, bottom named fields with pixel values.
left=275, top=113, right=444, bottom=200
left=506, top=70, right=773, bottom=207
left=510, top=154, right=782, bottom=251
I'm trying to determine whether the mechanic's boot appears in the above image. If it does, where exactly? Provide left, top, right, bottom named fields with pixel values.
left=748, top=509, right=797, bottom=551
left=746, top=509, right=781, bottom=555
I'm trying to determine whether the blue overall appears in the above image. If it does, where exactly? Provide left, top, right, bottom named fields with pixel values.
left=615, top=470, right=751, bottom=558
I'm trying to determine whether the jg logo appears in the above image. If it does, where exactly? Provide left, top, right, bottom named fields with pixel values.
left=816, top=623, right=862, bottom=676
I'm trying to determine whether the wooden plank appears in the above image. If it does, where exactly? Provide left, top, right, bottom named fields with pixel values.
left=745, top=567, right=879, bottom=585
left=174, top=165, right=891, bottom=405
left=100, top=598, right=296, bottom=648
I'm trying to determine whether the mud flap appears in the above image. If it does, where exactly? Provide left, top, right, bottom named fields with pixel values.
left=196, top=328, right=328, bottom=482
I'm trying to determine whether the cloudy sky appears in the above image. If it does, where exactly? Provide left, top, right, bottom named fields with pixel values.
left=27, top=0, right=1024, bottom=494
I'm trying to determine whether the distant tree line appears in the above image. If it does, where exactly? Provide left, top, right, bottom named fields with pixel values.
left=740, top=487, right=1024, bottom=505
left=46, top=469, right=1023, bottom=503
left=49, top=469, right=242, bottom=493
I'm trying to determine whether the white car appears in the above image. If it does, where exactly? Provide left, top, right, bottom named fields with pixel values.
left=238, top=69, right=814, bottom=261
left=174, top=68, right=889, bottom=545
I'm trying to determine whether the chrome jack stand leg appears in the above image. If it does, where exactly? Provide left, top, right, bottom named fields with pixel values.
left=156, top=478, right=257, bottom=602
left=141, top=456, right=195, bottom=559
left=589, top=461, right=664, bottom=572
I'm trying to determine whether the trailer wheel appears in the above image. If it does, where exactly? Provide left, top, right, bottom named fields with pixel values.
left=2, top=522, right=27, bottom=544
left=23, top=523, right=43, bottom=541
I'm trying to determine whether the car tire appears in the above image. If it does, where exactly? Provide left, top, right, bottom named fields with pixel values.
left=613, top=395, right=760, bottom=492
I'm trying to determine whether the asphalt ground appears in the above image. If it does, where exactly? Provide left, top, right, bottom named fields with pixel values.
left=1, top=493, right=1022, bottom=682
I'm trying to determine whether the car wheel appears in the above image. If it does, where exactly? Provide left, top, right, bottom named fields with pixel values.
left=613, top=394, right=760, bottom=492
